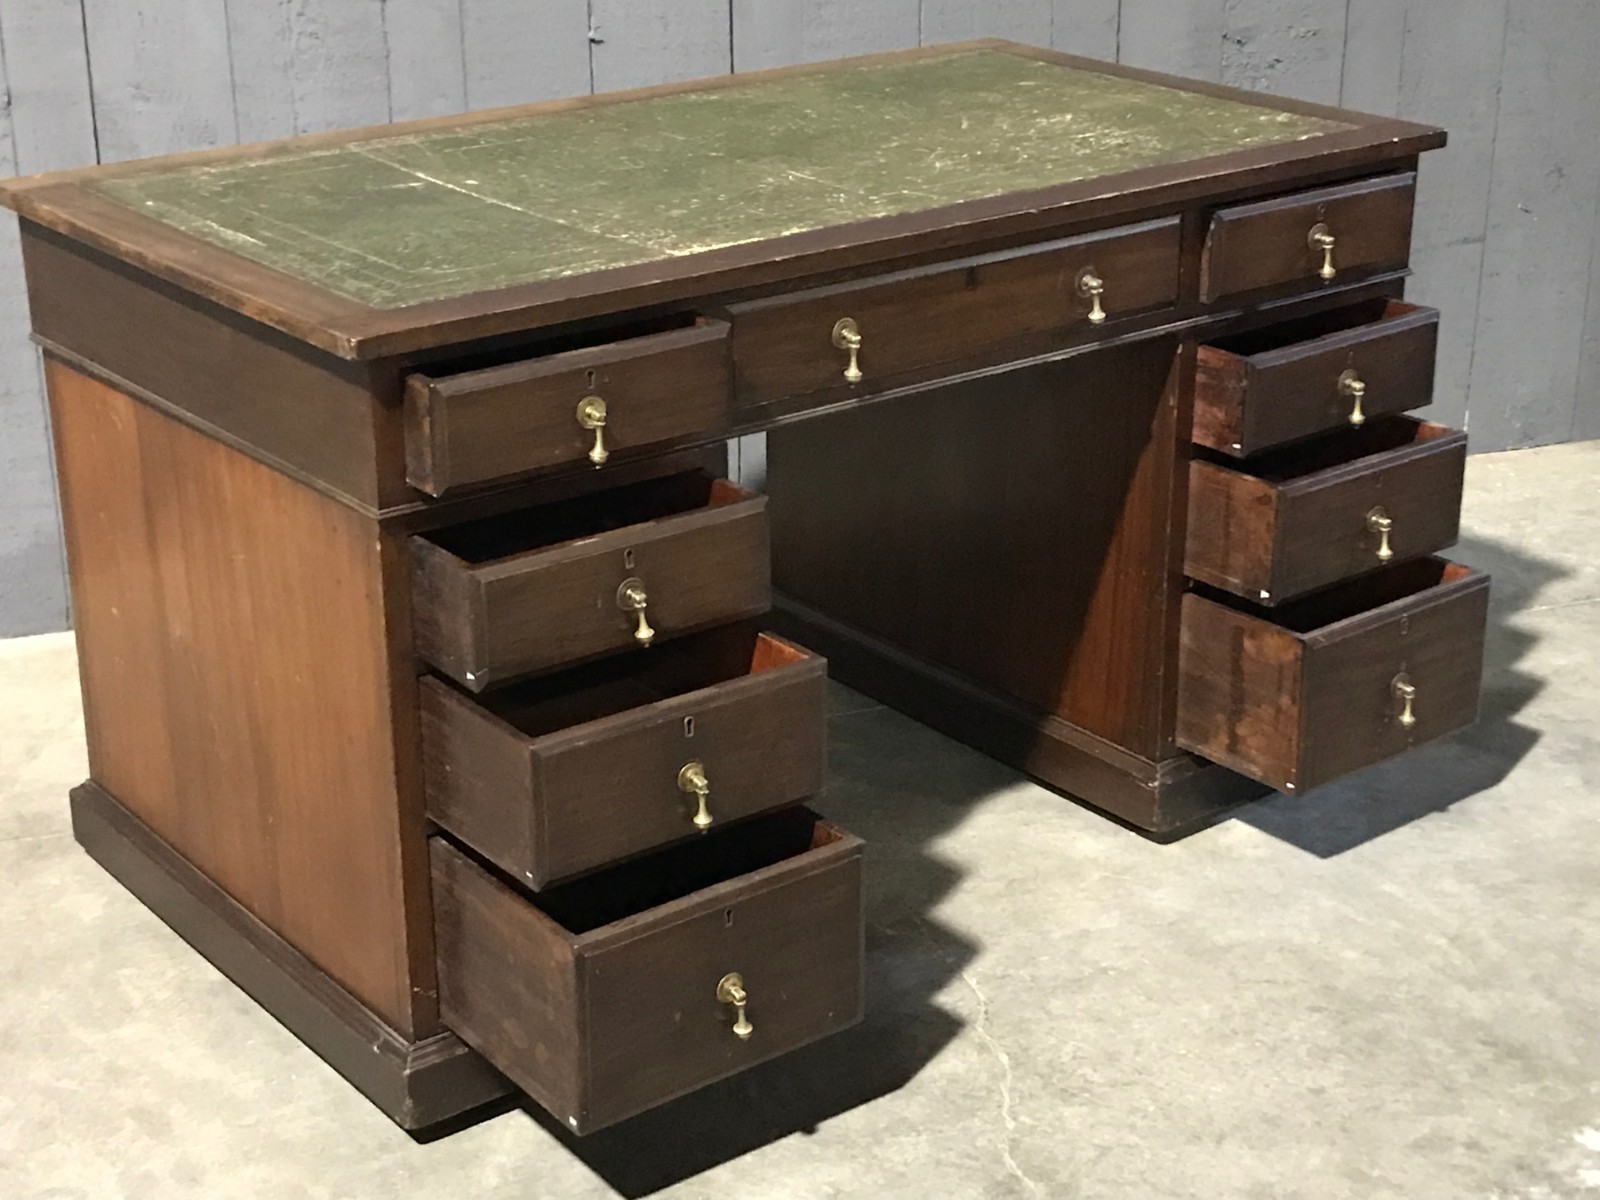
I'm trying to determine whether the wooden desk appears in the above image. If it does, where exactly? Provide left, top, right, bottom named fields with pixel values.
left=0, top=42, right=1487, bottom=1135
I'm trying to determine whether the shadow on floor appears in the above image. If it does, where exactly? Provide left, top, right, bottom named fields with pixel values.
left=1234, top=532, right=1552, bottom=857
left=484, top=701, right=1018, bottom=1197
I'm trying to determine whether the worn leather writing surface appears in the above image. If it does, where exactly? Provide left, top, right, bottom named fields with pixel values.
left=93, top=50, right=1344, bottom=309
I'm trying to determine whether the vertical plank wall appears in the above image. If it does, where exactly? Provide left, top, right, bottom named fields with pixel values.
left=0, top=1, right=1597, bottom=633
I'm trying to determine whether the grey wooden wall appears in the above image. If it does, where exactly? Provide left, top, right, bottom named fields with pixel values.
left=2, top=1, right=1597, bottom=635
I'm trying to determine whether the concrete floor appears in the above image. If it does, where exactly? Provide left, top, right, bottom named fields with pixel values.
left=3, top=440, right=1598, bottom=1200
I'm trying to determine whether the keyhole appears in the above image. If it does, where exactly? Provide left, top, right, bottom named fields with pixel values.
left=623, top=548, right=635, bottom=570
left=724, top=908, right=735, bottom=928
left=586, top=368, right=597, bottom=388
left=683, top=716, right=695, bottom=738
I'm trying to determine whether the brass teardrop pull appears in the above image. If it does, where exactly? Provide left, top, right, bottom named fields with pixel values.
left=1366, top=506, right=1395, bottom=563
left=716, top=972, right=753, bottom=1040
left=616, top=577, right=655, bottom=646
left=1309, top=223, right=1337, bottom=281
left=576, top=396, right=609, bottom=466
left=1340, top=369, right=1367, bottom=427
left=1077, top=267, right=1107, bottom=324
left=832, top=317, right=863, bottom=383
left=1392, top=673, right=1417, bottom=729
left=678, top=761, right=712, bottom=830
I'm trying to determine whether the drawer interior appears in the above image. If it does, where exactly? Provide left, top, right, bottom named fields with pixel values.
left=1206, top=297, right=1414, bottom=359
left=457, top=806, right=843, bottom=936
left=421, top=471, right=751, bottom=565
left=1196, top=416, right=1453, bottom=484
left=414, top=311, right=702, bottom=380
left=468, top=625, right=804, bottom=738
left=1199, top=556, right=1473, bottom=634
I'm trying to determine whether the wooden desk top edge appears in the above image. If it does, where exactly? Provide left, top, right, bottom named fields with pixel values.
left=1, top=40, right=1444, bottom=362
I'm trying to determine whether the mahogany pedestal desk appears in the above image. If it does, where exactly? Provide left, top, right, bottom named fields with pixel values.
left=0, top=43, right=1488, bottom=1134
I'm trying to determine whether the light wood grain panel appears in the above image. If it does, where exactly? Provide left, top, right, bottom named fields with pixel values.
left=1221, top=0, right=1347, bottom=106
left=730, top=0, right=919, bottom=70
left=591, top=0, right=731, bottom=91
left=1050, top=1, right=1119, bottom=60
left=384, top=0, right=468, bottom=120
left=921, top=2, right=1052, bottom=46
left=1118, top=0, right=1226, bottom=81
left=225, top=0, right=390, bottom=141
left=460, top=0, right=592, bottom=110
left=46, top=360, right=428, bottom=1036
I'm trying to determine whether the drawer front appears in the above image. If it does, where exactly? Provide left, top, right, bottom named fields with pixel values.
left=405, top=319, right=730, bottom=496
left=730, top=218, right=1181, bottom=408
left=1186, top=418, right=1468, bottom=603
left=421, top=631, right=828, bottom=888
left=432, top=811, right=864, bottom=1134
left=1176, top=559, right=1489, bottom=792
left=1200, top=173, right=1416, bottom=304
left=1194, top=300, right=1439, bottom=457
left=413, top=476, right=771, bottom=689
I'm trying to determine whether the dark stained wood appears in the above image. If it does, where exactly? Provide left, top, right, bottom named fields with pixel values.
left=47, top=361, right=430, bottom=1036
left=405, top=317, right=731, bottom=497
left=431, top=808, right=864, bottom=1135
left=1199, top=173, right=1417, bottom=304
left=730, top=218, right=1181, bottom=409
left=70, top=781, right=510, bottom=1131
left=421, top=627, right=827, bottom=888
left=1176, top=558, right=1490, bottom=792
left=411, top=471, right=771, bottom=689
left=21, top=224, right=396, bottom=510
left=769, top=594, right=1271, bottom=834
left=766, top=339, right=1186, bottom=757
left=1193, top=298, right=1440, bottom=456
left=0, top=41, right=1443, bottom=361
left=1186, top=417, right=1468, bottom=602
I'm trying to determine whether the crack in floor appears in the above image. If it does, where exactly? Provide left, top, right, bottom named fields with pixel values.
left=957, top=965, right=1044, bottom=1198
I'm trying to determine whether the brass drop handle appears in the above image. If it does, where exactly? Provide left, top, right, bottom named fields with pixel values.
left=1392, top=673, right=1418, bottom=729
left=576, top=396, right=609, bottom=466
left=1077, top=268, right=1107, bottom=324
left=1309, top=222, right=1337, bottom=281
left=1340, top=369, right=1367, bottom=427
left=678, top=761, right=713, bottom=830
left=615, top=577, right=655, bottom=646
left=1366, top=506, right=1395, bottom=563
left=716, top=972, right=753, bottom=1040
left=832, top=317, right=863, bottom=383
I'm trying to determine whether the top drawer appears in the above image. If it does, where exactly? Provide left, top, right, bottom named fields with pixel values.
left=730, top=218, right=1181, bottom=408
left=404, top=317, right=730, bottom=496
left=1200, top=174, right=1416, bottom=304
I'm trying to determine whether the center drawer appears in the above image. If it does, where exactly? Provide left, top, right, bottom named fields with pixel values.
left=1186, top=417, right=1468, bottom=604
left=729, top=217, right=1181, bottom=408
left=1177, top=557, right=1489, bottom=793
left=412, top=471, right=770, bottom=690
left=421, top=627, right=827, bottom=888
left=432, top=808, right=864, bottom=1135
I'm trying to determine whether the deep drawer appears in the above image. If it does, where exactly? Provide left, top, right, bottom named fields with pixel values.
left=1186, top=417, right=1468, bottom=604
left=421, top=628, right=827, bottom=889
left=404, top=317, right=730, bottom=496
left=1194, top=299, right=1439, bottom=457
left=1199, top=173, right=1416, bottom=304
left=1176, top=558, right=1489, bottom=793
left=431, top=808, right=864, bottom=1134
left=412, top=471, right=770, bottom=690
left=729, top=218, right=1181, bottom=408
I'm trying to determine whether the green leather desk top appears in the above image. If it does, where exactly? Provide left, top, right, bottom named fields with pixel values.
left=90, top=50, right=1347, bottom=311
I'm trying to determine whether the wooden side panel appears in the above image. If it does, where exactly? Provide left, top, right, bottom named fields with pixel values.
left=22, top=227, right=389, bottom=510
left=431, top=838, right=583, bottom=1125
left=48, top=361, right=425, bottom=1035
left=768, top=339, right=1185, bottom=756
left=1175, top=592, right=1304, bottom=791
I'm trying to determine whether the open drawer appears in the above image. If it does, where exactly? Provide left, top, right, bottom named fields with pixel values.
left=421, top=627, right=827, bottom=888
left=1177, top=558, right=1489, bottom=793
left=412, top=471, right=770, bottom=689
left=1194, top=299, right=1439, bottom=457
left=404, top=315, right=729, bottom=496
left=431, top=808, right=864, bottom=1134
left=1186, top=417, right=1468, bottom=604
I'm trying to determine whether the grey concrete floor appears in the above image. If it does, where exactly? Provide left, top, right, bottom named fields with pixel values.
left=3, top=440, right=1599, bottom=1199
